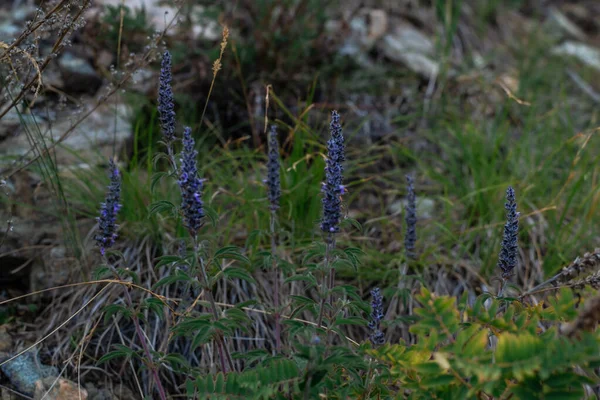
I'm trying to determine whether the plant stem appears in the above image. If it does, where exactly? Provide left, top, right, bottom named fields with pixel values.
left=316, top=236, right=334, bottom=329
left=497, top=278, right=507, bottom=298
left=519, top=272, right=564, bottom=299
left=270, top=209, right=281, bottom=352
left=166, top=144, right=178, bottom=176
left=105, top=258, right=167, bottom=400
left=194, top=238, right=234, bottom=373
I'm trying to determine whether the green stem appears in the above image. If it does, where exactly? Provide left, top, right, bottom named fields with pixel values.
left=104, top=257, right=167, bottom=400
left=270, top=210, right=281, bottom=352
left=316, top=235, right=334, bottom=330
left=194, top=238, right=234, bottom=373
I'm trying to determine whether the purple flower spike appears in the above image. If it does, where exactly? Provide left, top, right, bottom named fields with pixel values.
left=404, top=175, right=417, bottom=259
left=178, top=127, right=205, bottom=237
left=95, top=159, right=122, bottom=256
left=320, top=110, right=345, bottom=237
left=266, top=125, right=281, bottom=211
left=158, top=50, right=176, bottom=144
left=498, top=186, right=519, bottom=279
left=368, top=287, right=385, bottom=345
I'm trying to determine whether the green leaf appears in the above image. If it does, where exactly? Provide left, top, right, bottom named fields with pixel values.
left=150, top=171, right=169, bottom=193
left=163, top=353, right=189, bottom=368
left=222, top=267, right=256, bottom=284
left=155, top=255, right=185, bottom=268
left=152, top=270, right=191, bottom=290
left=92, top=266, right=112, bottom=280
left=148, top=200, right=177, bottom=217
left=214, top=245, right=250, bottom=264
left=97, top=344, right=136, bottom=364
left=103, top=304, right=131, bottom=323
left=284, top=274, right=317, bottom=286
left=419, top=374, right=455, bottom=388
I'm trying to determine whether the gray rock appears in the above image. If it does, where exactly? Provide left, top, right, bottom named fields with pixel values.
left=552, top=41, right=600, bottom=72
left=379, top=23, right=439, bottom=78
left=388, top=197, right=435, bottom=219
left=0, top=101, right=133, bottom=168
left=58, top=53, right=103, bottom=94
left=0, top=351, right=58, bottom=396
left=546, top=8, right=586, bottom=41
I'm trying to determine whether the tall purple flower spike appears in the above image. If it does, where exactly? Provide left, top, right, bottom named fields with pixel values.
left=498, top=186, right=519, bottom=279
left=178, top=127, right=205, bottom=236
left=266, top=125, right=281, bottom=211
left=158, top=50, right=176, bottom=144
left=368, top=287, right=385, bottom=345
left=404, top=175, right=417, bottom=259
left=96, top=159, right=122, bottom=256
left=320, top=110, right=345, bottom=237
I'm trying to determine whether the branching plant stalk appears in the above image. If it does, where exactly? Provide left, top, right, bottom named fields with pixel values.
left=193, top=238, right=234, bottom=373
left=104, top=257, right=167, bottom=400
left=270, top=209, right=281, bottom=352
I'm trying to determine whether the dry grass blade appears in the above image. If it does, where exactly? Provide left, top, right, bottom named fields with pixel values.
left=0, top=284, right=112, bottom=369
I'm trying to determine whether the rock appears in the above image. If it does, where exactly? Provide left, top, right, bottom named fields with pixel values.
left=34, top=377, right=87, bottom=400
left=0, top=351, right=58, bottom=396
left=339, top=8, right=388, bottom=55
left=31, top=246, right=71, bottom=290
left=337, top=9, right=388, bottom=68
left=388, top=197, right=435, bottom=219
left=84, top=382, right=136, bottom=400
left=0, top=100, right=133, bottom=169
left=0, top=3, right=34, bottom=42
left=95, top=0, right=176, bottom=33
left=552, top=41, right=600, bottom=72
left=379, top=23, right=439, bottom=78
left=0, top=326, right=13, bottom=352
left=130, top=68, right=155, bottom=95
left=58, top=53, right=103, bottom=94
left=190, top=5, right=221, bottom=41
left=546, top=7, right=586, bottom=41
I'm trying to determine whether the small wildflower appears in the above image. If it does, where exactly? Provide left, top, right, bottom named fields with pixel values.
left=320, top=110, right=345, bottom=237
left=95, top=159, right=121, bottom=256
left=368, top=287, right=385, bottom=345
left=498, top=186, right=519, bottom=279
left=158, top=50, right=176, bottom=144
left=178, top=127, right=205, bottom=237
left=404, top=175, right=417, bottom=259
left=266, top=125, right=281, bottom=211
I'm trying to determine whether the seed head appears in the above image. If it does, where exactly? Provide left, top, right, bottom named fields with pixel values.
left=158, top=50, right=176, bottom=144
left=404, top=175, right=417, bottom=259
left=498, top=186, right=519, bottom=279
left=266, top=125, right=281, bottom=211
left=178, top=127, right=205, bottom=237
left=320, top=110, right=345, bottom=237
left=95, top=159, right=121, bottom=256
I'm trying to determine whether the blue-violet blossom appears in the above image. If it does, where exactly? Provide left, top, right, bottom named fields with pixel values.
left=95, top=159, right=121, bottom=256
left=178, top=127, right=205, bottom=237
left=266, top=125, right=281, bottom=211
left=498, top=186, right=519, bottom=279
left=158, top=50, right=176, bottom=144
left=404, top=175, right=417, bottom=259
left=368, top=287, right=385, bottom=345
left=320, top=110, right=345, bottom=236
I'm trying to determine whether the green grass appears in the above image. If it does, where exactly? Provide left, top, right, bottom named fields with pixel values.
left=3, top=1, right=600, bottom=397
left=57, top=19, right=600, bottom=292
